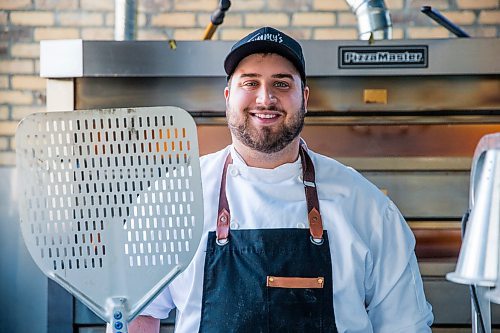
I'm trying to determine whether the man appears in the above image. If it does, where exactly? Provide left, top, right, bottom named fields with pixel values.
left=124, top=26, right=434, bottom=332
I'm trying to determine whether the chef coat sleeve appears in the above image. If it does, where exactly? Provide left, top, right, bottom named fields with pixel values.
left=105, top=287, right=176, bottom=332
left=140, top=285, right=176, bottom=319
left=365, top=200, right=434, bottom=332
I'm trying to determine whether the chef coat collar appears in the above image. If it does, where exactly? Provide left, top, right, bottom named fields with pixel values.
left=229, top=145, right=303, bottom=184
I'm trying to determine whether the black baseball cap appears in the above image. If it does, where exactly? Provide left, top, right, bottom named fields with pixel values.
left=224, top=26, right=306, bottom=82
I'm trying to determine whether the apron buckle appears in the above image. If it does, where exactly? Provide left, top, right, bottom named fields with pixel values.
left=303, top=180, right=316, bottom=188
left=216, top=237, right=229, bottom=246
left=310, top=236, right=324, bottom=246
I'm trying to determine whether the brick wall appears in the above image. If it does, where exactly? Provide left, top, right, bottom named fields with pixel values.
left=0, top=0, right=499, bottom=165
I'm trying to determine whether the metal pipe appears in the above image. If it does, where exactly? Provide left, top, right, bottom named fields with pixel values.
left=115, top=0, right=136, bottom=41
left=421, top=6, right=470, bottom=38
left=345, top=0, right=392, bottom=40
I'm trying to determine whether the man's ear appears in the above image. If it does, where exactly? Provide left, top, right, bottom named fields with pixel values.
left=303, top=85, right=310, bottom=113
left=224, top=86, right=230, bottom=100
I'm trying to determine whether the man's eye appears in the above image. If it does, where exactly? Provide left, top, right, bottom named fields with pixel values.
left=242, top=81, right=257, bottom=87
left=274, top=81, right=289, bottom=88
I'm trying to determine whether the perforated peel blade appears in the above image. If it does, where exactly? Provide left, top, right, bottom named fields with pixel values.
left=16, top=106, right=204, bottom=331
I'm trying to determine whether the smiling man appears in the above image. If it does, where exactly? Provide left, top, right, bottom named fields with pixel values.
left=123, top=26, right=434, bottom=333
left=225, top=52, right=307, bottom=167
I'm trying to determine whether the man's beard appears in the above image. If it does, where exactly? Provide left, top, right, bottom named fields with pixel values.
left=226, top=101, right=305, bottom=154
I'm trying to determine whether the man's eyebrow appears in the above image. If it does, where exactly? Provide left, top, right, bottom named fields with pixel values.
left=272, top=73, right=294, bottom=80
left=237, top=73, right=294, bottom=80
left=239, top=73, right=261, bottom=78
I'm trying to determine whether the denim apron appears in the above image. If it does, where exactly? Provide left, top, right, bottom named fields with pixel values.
left=199, top=144, right=338, bottom=332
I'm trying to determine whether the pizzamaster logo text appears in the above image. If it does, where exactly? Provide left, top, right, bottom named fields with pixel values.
left=343, top=51, right=424, bottom=64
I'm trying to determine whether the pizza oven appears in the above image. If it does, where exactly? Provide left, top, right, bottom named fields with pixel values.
left=40, top=37, right=500, bottom=331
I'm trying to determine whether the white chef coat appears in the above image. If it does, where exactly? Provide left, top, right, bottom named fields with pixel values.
left=123, top=144, right=434, bottom=332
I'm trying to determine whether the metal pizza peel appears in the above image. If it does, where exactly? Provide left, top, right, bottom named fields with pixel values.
left=15, top=106, right=204, bottom=333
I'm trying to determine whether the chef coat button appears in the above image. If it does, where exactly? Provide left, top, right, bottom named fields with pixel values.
left=229, top=167, right=239, bottom=177
left=296, top=222, right=306, bottom=228
left=230, top=221, right=239, bottom=229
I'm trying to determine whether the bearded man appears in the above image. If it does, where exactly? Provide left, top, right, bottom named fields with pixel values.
left=116, top=26, right=434, bottom=333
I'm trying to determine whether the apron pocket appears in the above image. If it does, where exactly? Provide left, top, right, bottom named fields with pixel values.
left=266, top=276, right=324, bottom=332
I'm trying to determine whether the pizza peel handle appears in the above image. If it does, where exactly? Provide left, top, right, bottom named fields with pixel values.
left=15, top=106, right=204, bottom=332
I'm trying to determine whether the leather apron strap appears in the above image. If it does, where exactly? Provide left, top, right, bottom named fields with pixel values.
left=299, top=141, right=324, bottom=242
left=216, top=143, right=324, bottom=243
left=216, top=153, right=233, bottom=245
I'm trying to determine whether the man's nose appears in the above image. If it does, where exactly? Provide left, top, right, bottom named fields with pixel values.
left=256, top=85, right=277, bottom=106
